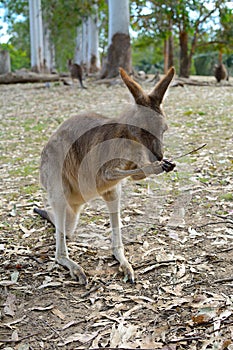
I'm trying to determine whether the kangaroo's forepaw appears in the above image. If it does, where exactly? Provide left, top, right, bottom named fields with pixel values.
left=162, top=159, right=176, bottom=173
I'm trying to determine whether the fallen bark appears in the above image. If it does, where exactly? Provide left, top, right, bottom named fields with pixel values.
left=174, top=77, right=233, bottom=86
left=0, top=72, right=60, bottom=84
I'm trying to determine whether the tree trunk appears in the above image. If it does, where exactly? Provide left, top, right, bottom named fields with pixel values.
left=179, top=30, right=189, bottom=78
left=0, top=50, right=11, bottom=74
left=164, top=33, right=174, bottom=74
left=43, top=23, right=55, bottom=73
left=87, top=6, right=100, bottom=73
left=100, top=0, right=131, bottom=78
left=74, top=25, right=83, bottom=65
left=29, top=0, right=45, bottom=73
left=168, top=19, right=174, bottom=69
left=168, top=34, right=174, bottom=68
left=82, top=17, right=88, bottom=73
left=164, top=39, right=169, bottom=74
left=218, top=50, right=223, bottom=64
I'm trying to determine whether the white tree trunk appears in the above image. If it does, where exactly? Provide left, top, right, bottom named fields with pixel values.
left=82, top=17, right=88, bottom=71
left=87, top=6, right=100, bottom=73
left=108, top=0, right=130, bottom=44
left=29, top=0, right=44, bottom=73
left=74, top=25, right=83, bottom=65
left=43, top=23, right=56, bottom=73
left=101, top=0, right=131, bottom=78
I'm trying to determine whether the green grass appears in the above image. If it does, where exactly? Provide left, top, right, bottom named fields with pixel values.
left=219, top=193, right=233, bottom=201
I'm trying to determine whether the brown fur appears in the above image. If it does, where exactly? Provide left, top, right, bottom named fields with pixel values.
left=67, top=59, right=86, bottom=89
left=35, top=67, right=175, bottom=284
left=214, top=63, right=228, bottom=83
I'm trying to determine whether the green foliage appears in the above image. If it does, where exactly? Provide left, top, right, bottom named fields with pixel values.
left=215, top=6, right=233, bottom=52
left=0, top=43, right=30, bottom=71
left=1, top=0, right=233, bottom=74
left=131, top=0, right=231, bottom=76
left=132, top=35, right=164, bottom=72
left=194, top=52, right=233, bottom=76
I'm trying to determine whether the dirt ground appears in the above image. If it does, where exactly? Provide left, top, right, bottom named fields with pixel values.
left=0, top=75, right=233, bottom=350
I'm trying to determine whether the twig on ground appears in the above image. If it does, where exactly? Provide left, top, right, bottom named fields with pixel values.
left=167, top=335, right=203, bottom=343
left=0, top=332, right=38, bottom=343
left=213, top=277, right=233, bottom=284
left=173, top=143, right=207, bottom=160
left=217, top=246, right=233, bottom=253
left=195, top=220, right=233, bottom=228
left=134, top=259, right=176, bottom=271
left=39, top=318, right=65, bottom=343
left=81, top=283, right=104, bottom=298
left=215, top=214, right=233, bottom=222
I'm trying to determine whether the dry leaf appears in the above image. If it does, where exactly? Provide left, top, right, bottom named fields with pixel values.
left=4, top=293, right=17, bottom=317
left=11, top=329, right=19, bottom=341
left=58, top=331, right=98, bottom=346
left=192, top=307, right=217, bottom=324
left=30, top=304, right=54, bottom=311
left=37, top=281, right=62, bottom=289
left=11, top=271, right=19, bottom=283
left=110, top=322, right=138, bottom=347
left=51, top=308, right=66, bottom=320
left=62, top=320, right=77, bottom=330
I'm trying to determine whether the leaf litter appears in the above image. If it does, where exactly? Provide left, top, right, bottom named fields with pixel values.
left=0, top=77, right=233, bottom=349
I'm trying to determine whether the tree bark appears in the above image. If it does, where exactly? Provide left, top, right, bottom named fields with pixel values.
left=179, top=30, right=190, bottom=78
left=0, top=72, right=60, bottom=84
left=164, top=19, right=174, bottom=73
left=168, top=34, right=174, bottom=69
left=82, top=17, right=88, bottom=72
left=164, top=39, right=169, bottom=74
left=87, top=6, right=100, bottom=73
left=43, top=23, right=55, bottom=73
left=0, top=50, right=11, bottom=74
left=29, top=0, right=45, bottom=73
left=100, top=0, right=131, bottom=78
left=74, top=25, right=83, bottom=65
left=168, top=19, right=174, bottom=69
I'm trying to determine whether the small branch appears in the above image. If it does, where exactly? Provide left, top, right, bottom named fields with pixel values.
left=217, top=246, right=233, bottom=253
left=167, top=335, right=203, bottom=343
left=81, top=283, right=104, bottom=298
left=0, top=332, right=38, bottom=343
left=134, top=259, right=176, bottom=271
left=215, top=214, right=233, bottom=224
left=195, top=220, right=233, bottom=228
left=91, top=349, right=159, bottom=350
left=213, top=277, right=233, bottom=284
left=173, top=143, right=207, bottom=160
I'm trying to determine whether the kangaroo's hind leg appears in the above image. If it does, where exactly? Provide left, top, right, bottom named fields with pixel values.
left=50, top=195, right=87, bottom=284
left=34, top=204, right=82, bottom=240
left=102, top=184, right=134, bottom=283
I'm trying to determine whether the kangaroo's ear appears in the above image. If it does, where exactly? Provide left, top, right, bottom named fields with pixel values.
left=149, top=67, right=175, bottom=105
left=119, top=68, right=150, bottom=106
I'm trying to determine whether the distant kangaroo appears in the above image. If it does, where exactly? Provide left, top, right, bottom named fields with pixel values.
left=34, top=67, right=176, bottom=284
left=68, top=59, right=86, bottom=89
left=214, top=63, right=229, bottom=83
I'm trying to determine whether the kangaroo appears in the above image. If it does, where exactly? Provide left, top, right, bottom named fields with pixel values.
left=67, top=59, right=86, bottom=89
left=214, top=63, right=229, bottom=83
left=34, top=67, right=176, bottom=284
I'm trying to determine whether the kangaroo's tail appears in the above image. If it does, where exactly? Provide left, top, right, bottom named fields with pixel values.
left=34, top=207, right=54, bottom=226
